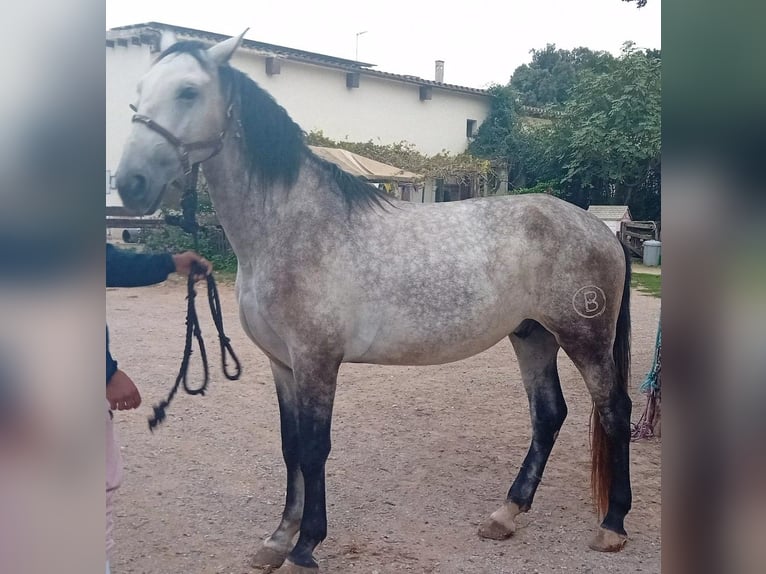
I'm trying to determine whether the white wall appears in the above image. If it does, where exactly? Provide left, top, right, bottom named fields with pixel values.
left=106, top=43, right=153, bottom=206
left=106, top=41, right=490, bottom=205
left=229, top=51, right=490, bottom=156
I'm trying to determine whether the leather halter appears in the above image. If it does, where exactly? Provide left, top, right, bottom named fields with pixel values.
left=130, top=103, right=233, bottom=175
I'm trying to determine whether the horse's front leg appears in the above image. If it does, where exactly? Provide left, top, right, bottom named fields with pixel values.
left=277, top=355, right=340, bottom=574
left=251, top=360, right=304, bottom=569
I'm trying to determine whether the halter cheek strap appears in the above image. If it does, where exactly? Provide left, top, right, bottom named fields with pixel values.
left=130, top=104, right=233, bottom=175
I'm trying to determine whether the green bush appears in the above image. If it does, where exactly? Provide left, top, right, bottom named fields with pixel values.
left=140, top=173, right=238, bottom=275
left=142, top=223, right=238, bottom=274
left=508, top=180, right=560, bottom=196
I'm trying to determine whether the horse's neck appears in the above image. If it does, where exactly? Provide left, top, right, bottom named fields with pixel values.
left=201, top=138, right=343, bottom=262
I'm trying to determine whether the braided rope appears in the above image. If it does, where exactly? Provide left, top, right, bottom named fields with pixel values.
left=148, top=262, right=241, bottom=430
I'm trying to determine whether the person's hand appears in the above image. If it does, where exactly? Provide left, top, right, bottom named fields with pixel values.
left=172, top=251, right=212, bottom=282
left=106, top=369, right=142, bottom=410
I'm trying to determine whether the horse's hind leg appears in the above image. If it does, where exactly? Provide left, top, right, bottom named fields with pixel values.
left=479, top=320, right=567, bottom=540
left=564, top=347, right=632, bottom=552
left=250, top=360, right=304, bottom=569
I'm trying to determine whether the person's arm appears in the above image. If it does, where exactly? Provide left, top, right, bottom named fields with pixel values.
left=106, top=326, right=141, bottom=410
left=106, top=243, right=176, bottom=288
left=106, top=326, right=118, bottom=384
left=106, top=244, right=212, bottom=287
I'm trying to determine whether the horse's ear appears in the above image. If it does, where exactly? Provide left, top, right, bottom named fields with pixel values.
left=208, top=29, right=249, bottom=66
left=159, top=30, right=178, bottom=53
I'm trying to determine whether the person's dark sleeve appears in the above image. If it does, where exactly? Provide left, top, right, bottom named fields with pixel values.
left=106, top=326, right=118, bottom=385
left=106, top=243, right=176, bottom=288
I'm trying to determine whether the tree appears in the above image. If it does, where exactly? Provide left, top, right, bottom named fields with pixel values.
left=509, top=45, right=616, bottom=108
left=557, top=43, right=661, bottom=210
left=468, top=85, right=553, bottom=191
left=468, top=85, right=519, bottom=161
left=470, top=43, right=661, bottom=220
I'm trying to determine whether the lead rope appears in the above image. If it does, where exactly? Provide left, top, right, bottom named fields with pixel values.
left=148, top=261, right=242, bottom=430
left=207, top=270, right=242, bottom=381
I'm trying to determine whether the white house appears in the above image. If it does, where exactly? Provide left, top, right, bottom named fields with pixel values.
left=106, top=22, right=492, bottom=206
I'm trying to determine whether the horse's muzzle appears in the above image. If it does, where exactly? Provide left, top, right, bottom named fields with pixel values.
left=116, top=170, right=164, bottom=215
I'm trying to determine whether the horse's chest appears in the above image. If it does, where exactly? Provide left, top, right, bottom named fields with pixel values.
left=236, top=286, right=290, bottom=366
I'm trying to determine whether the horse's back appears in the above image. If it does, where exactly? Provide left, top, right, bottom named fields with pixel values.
left=362, top=193, right=623, bottom=292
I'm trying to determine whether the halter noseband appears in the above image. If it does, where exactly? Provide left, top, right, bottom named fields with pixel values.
left=130, top=103, right=234, bottom=175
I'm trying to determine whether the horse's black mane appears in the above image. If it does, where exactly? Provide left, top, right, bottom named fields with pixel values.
left=157, top=41, right=390, bottom=211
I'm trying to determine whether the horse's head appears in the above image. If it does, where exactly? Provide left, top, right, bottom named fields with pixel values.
left=115, top=30, right=247, bottom=215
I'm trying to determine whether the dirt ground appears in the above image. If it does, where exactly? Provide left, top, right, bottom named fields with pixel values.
left=107, top=279, right=661, bottom=574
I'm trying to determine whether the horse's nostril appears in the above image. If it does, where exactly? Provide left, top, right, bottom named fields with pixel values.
left=129, top=174, right=147, bottom=198
left=118, top=173, right=147, bottom=202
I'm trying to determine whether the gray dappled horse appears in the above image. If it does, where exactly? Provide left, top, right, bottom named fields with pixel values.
left=116, top=31, right=633, bottom=573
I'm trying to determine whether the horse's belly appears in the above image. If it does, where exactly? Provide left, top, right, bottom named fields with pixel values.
left=351, top=338, right=506, bottom=365
left=345, top=312, right=522, bottom=366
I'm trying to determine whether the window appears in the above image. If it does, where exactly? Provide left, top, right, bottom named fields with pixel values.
left=466, top=119, right=477, bottom=138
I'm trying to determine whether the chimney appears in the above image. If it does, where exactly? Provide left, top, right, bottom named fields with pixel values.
left=435, top=60, right=444, bottom=83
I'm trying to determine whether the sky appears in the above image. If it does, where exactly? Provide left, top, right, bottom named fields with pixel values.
left=106, top=0, right=661, bottom=89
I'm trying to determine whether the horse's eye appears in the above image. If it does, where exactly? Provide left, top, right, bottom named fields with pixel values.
left=178, top=87, right=199, bottom=101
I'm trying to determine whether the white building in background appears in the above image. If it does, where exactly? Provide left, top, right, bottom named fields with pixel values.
left=106, top=22, right=492, bottom=206
left=586, top=205, right=633, bottom=236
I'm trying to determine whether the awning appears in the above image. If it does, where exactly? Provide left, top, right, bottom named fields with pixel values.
left=309, top=145, right=422, bottom=183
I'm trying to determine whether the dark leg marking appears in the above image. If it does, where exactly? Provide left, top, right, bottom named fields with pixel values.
left=479, top=321, right=567, bottom=540
left=566, top=350, right=632, bottom=551
left=283, top=357, right=340, bottom=570
left=251, top=360, right=304, bottom=568
left=507, top=328, right=567, bottom=511
left=596, top=385, right=632, bottom=537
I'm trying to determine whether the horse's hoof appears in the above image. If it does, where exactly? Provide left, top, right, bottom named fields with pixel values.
left=588, top=527, right=628, bottom=552
left=249, top=546, right=288, bottom=569
left=478, top=518, right=514, bottom=540
left=274, top=559, right=319, bottom=573
left=477, top=502, right=522, bottom=540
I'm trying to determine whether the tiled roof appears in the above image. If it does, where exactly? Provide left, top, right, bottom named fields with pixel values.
left=360, top=68, right=488, bottom=95
left=107, top=22, right=489, bottom=97
left=587, top=205, right=632, bottom=221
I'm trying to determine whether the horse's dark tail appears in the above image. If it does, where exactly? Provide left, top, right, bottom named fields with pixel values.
left=591, top=242, right=631, bottom=518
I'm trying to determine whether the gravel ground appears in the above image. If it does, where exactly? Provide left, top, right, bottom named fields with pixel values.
left=108, top=280, right=661, bottom=574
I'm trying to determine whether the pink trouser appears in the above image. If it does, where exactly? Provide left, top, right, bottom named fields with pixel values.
left=106, top=400, right=124, bottom=561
